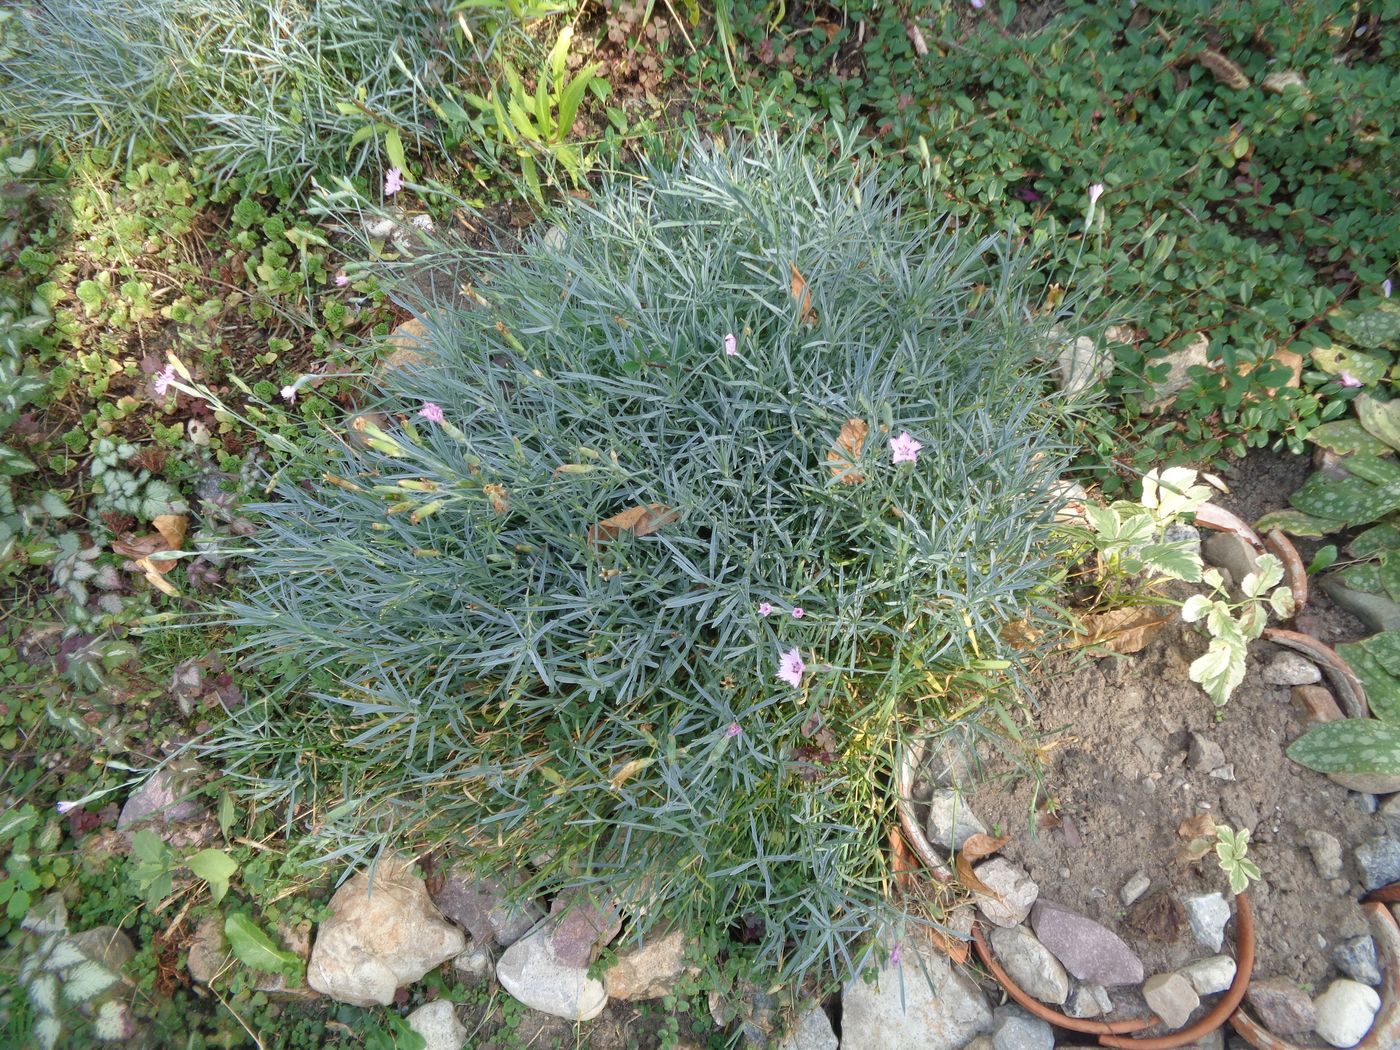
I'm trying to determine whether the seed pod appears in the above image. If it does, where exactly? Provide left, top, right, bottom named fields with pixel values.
left=1196, top=48, right=1251, bottom=90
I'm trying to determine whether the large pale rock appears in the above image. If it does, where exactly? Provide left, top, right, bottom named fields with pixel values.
left=991, top=1004, right=1053, bottom=1050
left=926, top=789, right=986, bottom=852
left=1148, top=333, right=1210, bottom=407
left=1031, top=901, right=1143, bottom=987
left=307, top=856, right=466, bottom=1006
left=603, top=928, right=692, bottom=1000
left=407, top=1000, right=468, bottom=1050
left=1313, top=979, right=1380, bottom=1048
left=841, top=941, right=993, bottom=1049
left=1179, top=954, right=1236, bottom=996
left=989, top=926, right=1069, bottom=1005
left=430, top=868, right=543, bottom=948
left=974, top=859, right=1039, bottom=928
left=1143, top=972, right=1199, bottom=1029
left=497, top=923, right=607, bottom=1021
left=1182, top=893, right=1230, bottom=952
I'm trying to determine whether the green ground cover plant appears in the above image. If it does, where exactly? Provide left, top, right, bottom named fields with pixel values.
left=207, top=132, right=1082, bottom=989
left=666, top=0, right=1398, bottom=480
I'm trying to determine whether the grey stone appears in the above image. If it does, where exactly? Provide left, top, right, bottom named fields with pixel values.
left=117, top=764, right=209, bottom=845
left=1320, top=577, right=1400, bottom=634
left=1355, top=836, right=1400, bottom=891
left=1210, top=765, right=1237, bottom=782
left=431, top=869, right=544, bottom=949
left=1057, top=334, right=1111, bottom=396
left=1064, top=981, right=1112, bottom=1019
left=1164, top=524, right=1202, bottom=559
left=1262, top=70, right=1306, bottom=93
left=496, top=924, right=607, bottom=1021
left=1245, top=978, right=1317, bottom=1037
left=1187, top=734, right=1226, bottom=771
left=1182, top=893, right=1231, bottom=952
left=926, top=789, right=986, bottom=852
left=988, top=926, right=1069, bottom=1005
left=965, top=1038, right=994, bottom=1050
left=307, top=855, right=467, bottom=1006
left=69, top=925, right=136, bottom=974
left=1179, top=954, right=1237, bottom=996
left=407, top=1000, right=467, bottom=1050
left=840, top=941, right=992, bottom=1050
left=1120, top=873, right=1151, bottom=908
left=1143, top=973, right=1200, bottom=1030
left=603, top=928, right=692, bottom=1001
left=1304, top=830, right=1344, bottom=880
left=991, top=1004, right=1053, bottom=1050
left=776, top=1006, right=838, bottom=1050
left=547, top=891, right=622, bottom=968
left=1262, top=650, right=1323, bottom=686
left=1181, top=1030, right=1224, bottom=1050
left=452, top=943, right=492, bottom=978
left=1149, top=333, right=1210, bottom=406
left=1313, top=979, right=1381, bottom=1048
left=1203, top=533, right=1259, bottom=594
left=1030, top=900, right=1143, bottom=987
left=1135, top=735, right=1166, bottom=768
left=974, top=858, right=1039, bottom=928
left=1378, top=793, right=1400, bottom=836
left=1332, top=936, right=1382, bottom=987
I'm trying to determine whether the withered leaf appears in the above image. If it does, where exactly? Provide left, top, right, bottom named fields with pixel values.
left=608, top=757, right=652, bottom=789
left=827, top=418, right=868, bottom=485
left=1124, top=890, right=1185, bottom=943
left=789, top=263, right=816, bottom=326
left=1196, top=48, right=1251, bottom=89
left=112, top=533, right=168, bottom=561
left=960, top=833, right=1010, bottom=864
left=136, top=557, right=181, bottom=597
left=153, top=513, right=187, bottom=550
left=1070, top=606, right=1173, bottom=655
left=1177, top=813, right=1217, bottom=841
left=587, top=503, right=678, bottom=548
left=954, top=851, right=1001, bottom=899
left=484, top=483, right=509, bottom=514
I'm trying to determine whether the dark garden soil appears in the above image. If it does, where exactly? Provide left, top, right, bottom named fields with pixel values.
left=967, top=448, right=1381, bottom=1035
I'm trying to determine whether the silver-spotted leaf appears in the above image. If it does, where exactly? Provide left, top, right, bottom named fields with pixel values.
left=1360, top=631, right=1400, bottom=681
left=1350, top=523, right=1400, bottom=559
left=1290, top=471, right=1400, bottom=526
left=1333, top=307, right=1400, bottom=349
left=1311, top=345, right=1388, bottom=384
left=1337, top=642, right=1400, bottom=723
left=1305, top=420, right=1394, bottom=459
left=1288, top=719, right=1400, bottom=775
left=1356, top=396, right=1400, bottom=453
left=1253, top=508, right=1345, bottom=537
left=1339, top=562, right=1384, bottom=594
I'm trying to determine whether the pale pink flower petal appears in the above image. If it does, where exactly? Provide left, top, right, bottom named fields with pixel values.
left=890, top=431, right=923, bottom=464
left=1385, top=279, right=1393, bottom=299
left=777, top=647, right=806, bottom=688
left=890, top=942, right=902, bottom=966
left=56, top=801, right=78, bottom=814
left=280, top=384, right=298, bottom=404
left=334, top=271, right=350, bottom=287
left=418, top=401, right=445, bottom=423
left=757, top=601, right=773, bottom=617
left=1338, top=371, right=1364, bottom=388
left=153, top=364, right=177, bottom=397
left=384, top=168, right=404, bottom=196
left=790, top=607, right=805, bottom=619
left=1088, top=183, right=1105, bottom=206
left=726, top=723, right=742, bottom=737
left=724, top=332, right=738, bottom=356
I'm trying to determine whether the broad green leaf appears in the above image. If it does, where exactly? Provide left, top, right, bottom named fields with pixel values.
left=224, top=913, right=300, bottom=975
left=1360, top=631, right=1400, bottom=680
left=1253, top=508, right=1345, bottom=538
left=383, top=129, right=408, bottom=177
left=1332, top=307, right=1400, bottom=349
left=1337, top=642, right=1400, bottom=722
left=1340, top=561, right=1384, bottom=594
left=218, top=791, right=236, bottom=839
left=1288, top=718, right=1400, bottom=775
left=1311, top=344, right=1388, bottom=384
left=1305, top=420, right=1394, bottom=459
left=1350, top=523, right=1400, bottom=559
left=1355, top=395, right=1400, bottom=453
left=1290, top=471, right=1400, bottom=527
left=189, top=849, right=237, bottom=905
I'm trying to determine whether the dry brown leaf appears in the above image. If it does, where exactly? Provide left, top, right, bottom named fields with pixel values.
left=153, top=513, right=187, bottom=550
left=136, top=557, right=181, bottom=597
left=954, top=852, right=1000, bottom=898
left=1070, top=606, right=1173, bottom=655
left=960, top=833, right=1010, bottom=864
left=484, top=483, right=509, bottom=515
left=1177, top=813, right=1216, bottom=840
left=1196, top=48, right=1251, bottom=89
left=1001, top=619, right=1043, bottom=651
left=608, top=757, right=652, bottom=789
left=827, top=418, right=868, bottom=485
left=382, top=318, right=430, bottom=372
left=112, top=533, right=168, bottom=561
left=789, top=263, right=816, bottom=325
left=588, top=503, right=678, bottom=548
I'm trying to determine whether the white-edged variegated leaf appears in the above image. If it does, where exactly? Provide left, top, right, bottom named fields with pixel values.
left=21, top=894, right=67, bottom=934
left=1269, top=587, right=1296, bottom=620
left=63, top=960, right=118, bottom=1002
left=1241, top=554, right=1284, bottom=598
left=1181, top=594, right=1213, bottom=622
left=1202, top=567, right=1225, bottom=591
left=28, top=972, right=58, bottom=1014
left=35, top=1016, right=61, bottom=1050
left=42, top=938, right=87, bottom=972
left=94, top=999, right=129, bottom=1041
left=1140, top=541, right=1203, bottom=582
left=1189, top=636, right=1247, bottom=705
left=1084, top=503, right=1120, bottom=540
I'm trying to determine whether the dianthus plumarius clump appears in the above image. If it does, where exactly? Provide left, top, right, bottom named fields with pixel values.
left=215, top=134, right=1081, bottom=986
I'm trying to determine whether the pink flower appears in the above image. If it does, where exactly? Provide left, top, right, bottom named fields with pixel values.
left=791, top=607, right=805, bottom=619
left=280, top=384, right=298, bottom=404
left=890, top=431, right=923, bottom=464
left=757, top=601, right=774, bottom=617
left=384, top=168, right=404, bottom=196
left=724, top=332, right=738, bottom=356
left=153, top=364, right=177, bottom=397
left=890, top=942, right=902, bottom=966
left=418, top=401, right=445, bottom=423
left=1089, top=183, right=1105, bottom=206
left=970, top=0, right=984, bottom=7
left=777, top=647, right=806, bottom=688
left=1338, top=371, right=1364, bottom=388
left=55, top=801, right=78, bottom=815
left=726, top=723, right=742, bottom=737
left=335, top=271, right=350, bottom=287
left=1385, top=279, right=1393, bottom=299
